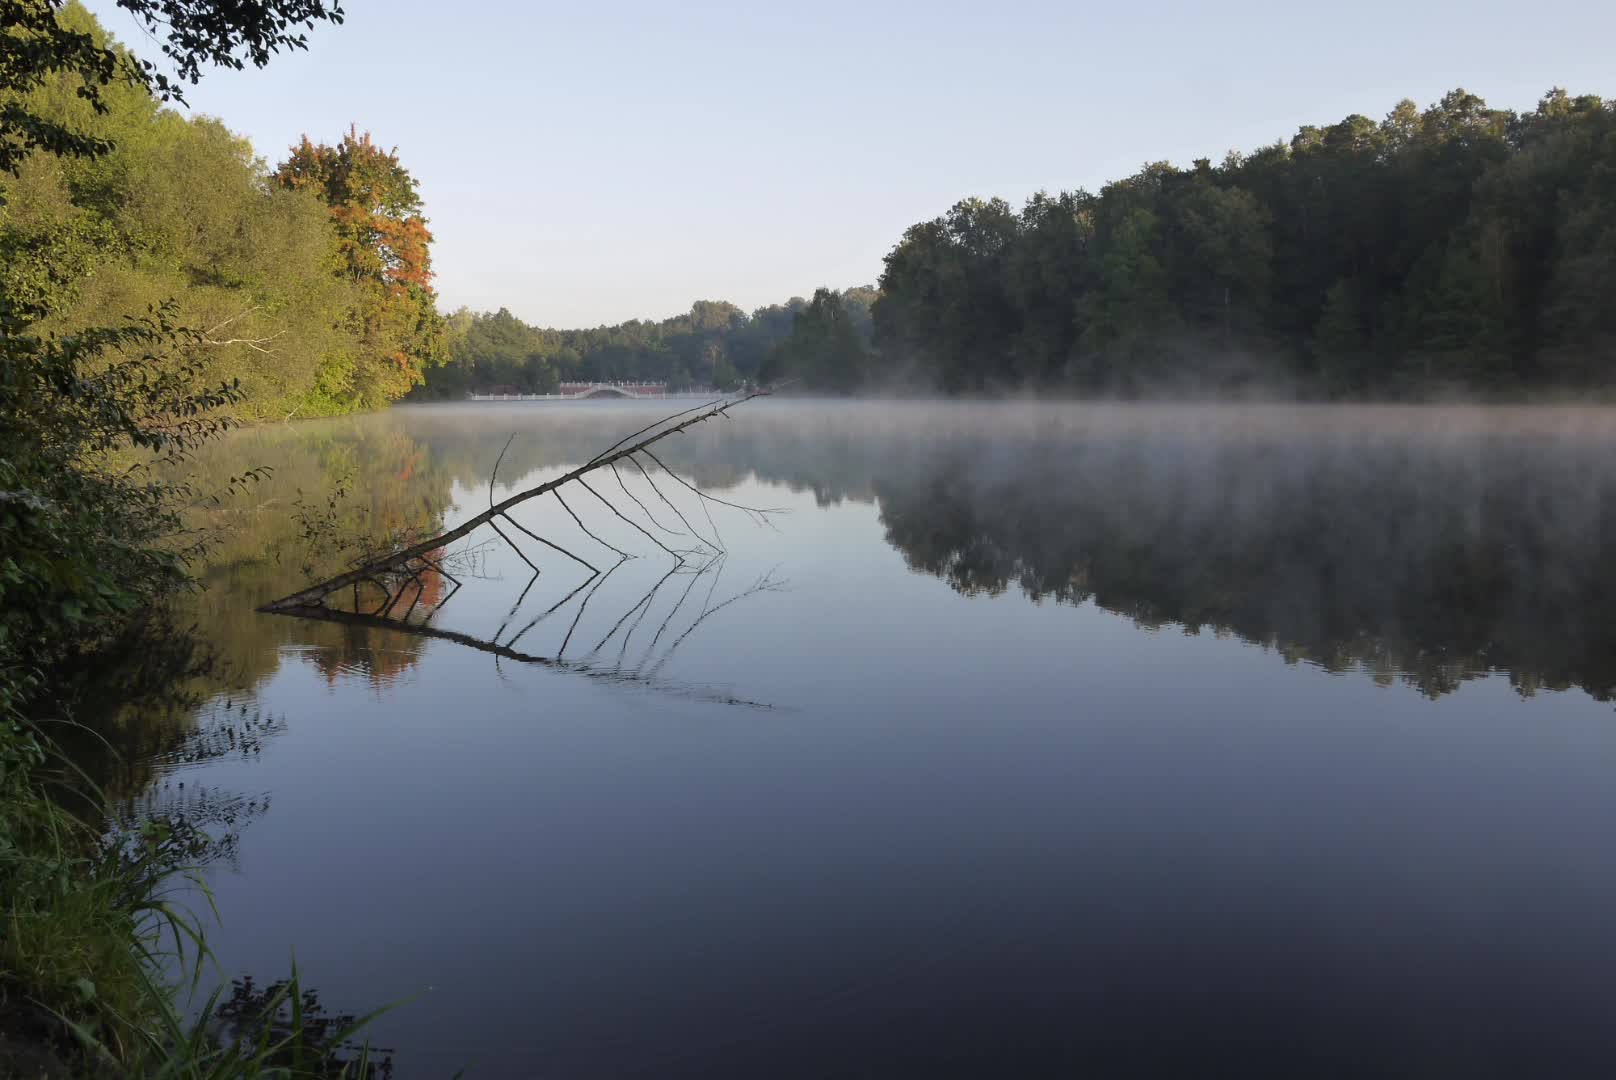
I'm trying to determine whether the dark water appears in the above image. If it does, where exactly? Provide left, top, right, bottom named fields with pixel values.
left=128, top=401, right=1616, bottom=1077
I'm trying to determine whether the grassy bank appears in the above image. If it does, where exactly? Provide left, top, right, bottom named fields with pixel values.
left=0, top=307, right=390, bottom=1076
left=1, top=700, right=390, bottom=1078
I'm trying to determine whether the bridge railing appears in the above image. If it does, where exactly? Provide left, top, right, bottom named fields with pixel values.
left=466, top=383, right=716, bottom=402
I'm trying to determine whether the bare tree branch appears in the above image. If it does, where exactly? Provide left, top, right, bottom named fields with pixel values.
left=586, top=397, right=723, bottom=467
left=560, top=555, right=629, bottom=656
left=651, top=555, right=719, bottom=649
left=258, top=394, right=790, bottom=706
left=201, top=309, right=285, bottom=353
left=260, top=390, right=769, bottom=614
left=554, top=489, right=633, bottom=560
left=591, top=563, right=681, bottom=654
left=504, top=564, right=606, bottom=649
left=489, top=433, right=515, bottom=508
left=577, top=477, right=688, bottom=563
left=503, top=512, right=599, bottom=575
left=610, top=461, right=684, bottom=537
left=628, top=454, right=719, bottom=551
left=650, top=568, right=786, bottom=672
left=637, top=447, right=785, bottom=524
left=487, top=518, right=540, bottom=575
left=201, top=330, right=285, bottom=354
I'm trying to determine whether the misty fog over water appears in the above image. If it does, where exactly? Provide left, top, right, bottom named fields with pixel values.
left=137, top=401, right=1616, bottom=1076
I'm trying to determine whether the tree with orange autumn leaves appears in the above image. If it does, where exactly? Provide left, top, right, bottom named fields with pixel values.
left=274, top=127, right=445, bottom=408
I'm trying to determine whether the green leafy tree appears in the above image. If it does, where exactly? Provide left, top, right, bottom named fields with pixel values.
left=1171, top=182, right=1271, bottom=345
left=1077, top=205, right=1176, bottom=382
left=1311, top=278, right=1369, bottom=388
left=762, top=287, right=871, bottom=392
left=1, top=0, right=355, bottom=707
left=2, top=6, right=362, bottom=417
left=1, top=0, right=342, bottom=175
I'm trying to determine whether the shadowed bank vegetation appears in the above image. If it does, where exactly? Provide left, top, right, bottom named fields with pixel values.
left=0, top=0, right=417, bottom=1073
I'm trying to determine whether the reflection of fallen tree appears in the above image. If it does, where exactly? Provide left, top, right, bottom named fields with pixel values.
left=259, top=394, right=785, bottom=703
left=262, top=393, right=776, bottom=615
left=272, top=561, right=784, bottom=708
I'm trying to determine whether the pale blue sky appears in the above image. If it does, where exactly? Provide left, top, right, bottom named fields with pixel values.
left=89, top=0, right=1616, bottom=327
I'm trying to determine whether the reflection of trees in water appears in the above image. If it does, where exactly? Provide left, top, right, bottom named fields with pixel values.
left=420, top=402, right=1616, bottom=700
left=142, top=700, right=288, bottom=771
left=59, top=403, right=1616, bottom=1080
left=103, top=700, right=287, bottom=870
left=863, top=417, right=1616, bottom=700
left=306, top=621, right=440, bottom=690
left=176, top=419, right=458, bottom=703
left=174, top=404, right=1616, bottom=711
left=397, top=403, right=882, bottom=507
left=59, top=421, right=457, bottom=800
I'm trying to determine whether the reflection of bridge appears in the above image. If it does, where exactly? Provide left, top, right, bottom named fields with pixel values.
left=469, top=382, right=713, bottom=401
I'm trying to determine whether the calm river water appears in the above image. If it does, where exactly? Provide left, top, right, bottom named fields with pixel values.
left=121, top=401, right=1616, bottom=1077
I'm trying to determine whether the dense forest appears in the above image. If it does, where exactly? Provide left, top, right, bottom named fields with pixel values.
left=433, top=86, right=1616, bottom=397
left=413, top=287, right=876, bottom=396
left=870, top=88, right=1616, bottom=394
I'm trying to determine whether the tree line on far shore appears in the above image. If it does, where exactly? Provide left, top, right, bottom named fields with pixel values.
left=411, top=288, right=877, bottom=397
left=431, top=86, right=1616, bottom=397
left=870, top=88, right=1616, bottom=395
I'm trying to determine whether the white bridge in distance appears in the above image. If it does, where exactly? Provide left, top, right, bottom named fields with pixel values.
left=467, top=381, right=718, bottom=401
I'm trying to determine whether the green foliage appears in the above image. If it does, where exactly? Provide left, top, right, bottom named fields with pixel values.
left=0, top=0, right=122, bottom=169
left=3, top=752, right=391, bottom=1077
left=874, top=197, right=1021, bottom=391
left=415, top=294, right=842, bottom=397
left=0, top=3, right=399, bottom=1073
left=0, top=301, right=249, bottom=703
left=428, top=306, right=562, bottom=396
left=761, top=287, right=871, bottom=392
left=1, top=0, right=343, bottom=175
left=2, top=5, right=437, bottom=420
left=873, top=87, right=1616, bottom=394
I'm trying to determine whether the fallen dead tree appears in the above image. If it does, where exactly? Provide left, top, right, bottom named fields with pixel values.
left=258, top=390, right=781, bottom=623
